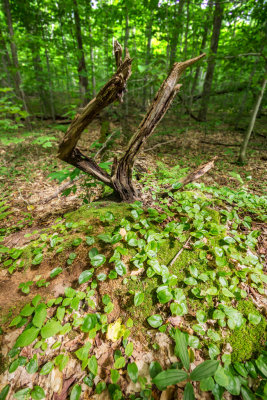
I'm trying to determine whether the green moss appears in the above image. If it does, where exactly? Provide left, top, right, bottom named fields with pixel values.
left=65, top=201, right=131, bottom=225
left=229, top=299, right=266, bottom=362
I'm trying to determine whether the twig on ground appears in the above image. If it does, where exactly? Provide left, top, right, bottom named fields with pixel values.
left=144, top=138, right=177, bottom=152
left=169, top=236, right=191, bottom=267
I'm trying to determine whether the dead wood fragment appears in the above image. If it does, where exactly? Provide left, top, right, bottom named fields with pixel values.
left=169, top=236, right=191, bottom=267
left=58, top=39, right=206, bottom=201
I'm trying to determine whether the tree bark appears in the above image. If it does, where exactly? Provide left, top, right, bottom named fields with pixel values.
left=190, top=0, right=212, bottom=104
left=197, top=0, right=224, bottom=121
left=58, top=41, right=205, bottom=202
left=169, top=0, right=186, bottom=70
left=238, top=76, right=267, bottom=164
left=3, top=0, right=30, bottom=125
left=143, top=14, right=153, bottom=109
left=73, top=0, right=89, bottom=106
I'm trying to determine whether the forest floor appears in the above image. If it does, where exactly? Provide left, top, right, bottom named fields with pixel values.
left=0, top=112, right=266, bottom=400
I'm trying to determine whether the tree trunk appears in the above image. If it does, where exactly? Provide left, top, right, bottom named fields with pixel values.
left=58, top=41, right=205, bottom=202
left=88, top=20, right=96, bottom=98
left=73, top=0, right=89, bottom=106
left=190, top=0, right=212, bottom=104
left=169, top=0, right=186, bottom=70
left=3, top=0, right=30, bottom=125
left=143, top=15, right=153, bottom=109
left=238, top=76, right=267, bottom=164
left=197, top=0, right=224, bottom=121
left=0, top=28, right=12, bottom=87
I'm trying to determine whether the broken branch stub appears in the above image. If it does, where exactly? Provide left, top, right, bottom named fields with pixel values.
left=57, top=40, right=206, bottom=201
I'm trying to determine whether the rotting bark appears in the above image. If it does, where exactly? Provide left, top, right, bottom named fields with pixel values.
left=58, top=41, right=206, bottom=202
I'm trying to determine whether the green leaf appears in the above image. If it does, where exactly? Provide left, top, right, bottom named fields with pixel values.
left=14, top=388, right=31, bottom=399
left=78, top=269, right=94, bottom=284
left=9, top=356, right=27, bottom=373
left=20, top=303, right=35, bottom=317
left=200, top=377, right=215, bottom=391
left=147, top=315, right=163, bottom=328
left=0, top=385, right=10, bottom=400
left=95, top=382, right=106, bottom=394
left=88, top=355, right=98, bottom=375
left=91, top=254, right=106, bottom=267
left=32, top=253, right=43, bottom=265
left=149, top=361, right=162, bottom=379
left=15, top=327, right=40, bottom=348
left=240, top=385, right=255, bottom=400
left=183, top=382, right=195, bottom=400
left=184, top=277, right=197, bottom=285
left=188, top=335, right=200, bottom=349
left=72, top=238, right=82, bottom=246
left=31, top=386, right=45, bottom=400
left=174, top=329, right=190, bottom=370
left=75, top=342, right=92, bottom=362
left=9, top=315, right=22, bottom=327
left=152, top=369, right=188, bottom=390
left=32, top=304, right=47, bottom=328
left=233, top=362, right=248, bottom=377
left=157, top=286, right=173, bottom=304
left=222, top=288, right=235, bottom=298
left=125, top=342, right=133, bottom=357
left=190, top=360, right=219, bottom=381
left=127, top=362, right=138, bottom=383
left=50, top=267, right=63, bottom=278
left=192, top=324, right=205, bottom=335
left=196, top=310, right=207, bottom=323
left=70, top=384, right=81, bottom=400
left=41, top=320, right=61, bottom=339
left=111, top=368, right=120, bottom=383
left=255, top=354, right=267, bottom=377
left=54, top=354, right=69, bottom=372
left=65, top=287, right=76, bottom=297
left=114, top=356, right=125, bottom=369
left=86, top=236, right=95, bottom=246
left=134, top=292, right=144, bottom=306
left=207, top=329, right=220, bottom=342
left=114, top=260, right=126, bottom=276
left=248, top=313, right=261, bottom=325
left=40, top=361, right=54, bottom=375
left=81, top=314, right=97, bottom=332
left=208, top=344, right=220, bottom=360
left=56, top=306, right=65, bottom=322
left=32, top=295, right=42, bottom=307
left=26, top=355, right=38, bottom=374
left=214, top=365, right=229, bottom=387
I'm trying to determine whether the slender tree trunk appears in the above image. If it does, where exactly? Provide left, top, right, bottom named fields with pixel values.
left=143, top=15, right=153, bottom=109
left=190, top=0, right=212, bottom=104
left=169, top=0, right=186, bottom=69
left=73, top=0, right=89, bottom=105
left=3, top=0, right=30, bottom=125
left=0, top=28, right=12, bottom=87
left=88, top=20, right=96, bottom=97
left=124, top=7, right=130, bottom=115
left=198, top=0, right=224, bottom=121
left=238, top=76, right=267, bottom=164
left=57, top=5, right=71, bottom=95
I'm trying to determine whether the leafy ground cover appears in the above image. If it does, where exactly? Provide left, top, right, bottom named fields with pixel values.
left=0, top=118, right=266, bottom=399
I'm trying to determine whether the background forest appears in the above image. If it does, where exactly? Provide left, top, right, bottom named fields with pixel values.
left=0, top=1, right=267, bottom=400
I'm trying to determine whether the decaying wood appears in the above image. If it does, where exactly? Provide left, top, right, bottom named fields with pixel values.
left=179, top=156, right=218, bottom=188
left=58, top=40, right=206, bottom=201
